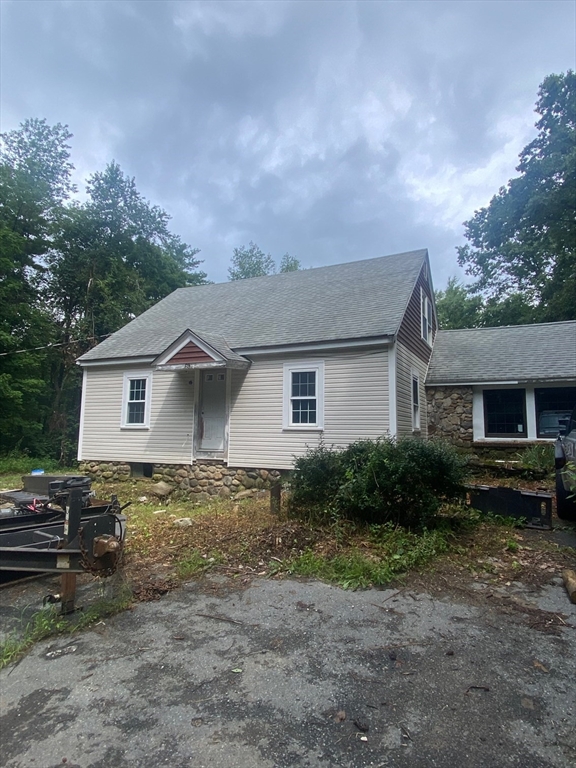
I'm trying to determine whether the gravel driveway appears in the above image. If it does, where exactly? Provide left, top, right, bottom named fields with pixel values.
left=1, top=571, right=575, bottom=768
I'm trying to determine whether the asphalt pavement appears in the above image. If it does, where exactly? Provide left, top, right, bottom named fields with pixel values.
left=1, top=571, right=575, bottom=768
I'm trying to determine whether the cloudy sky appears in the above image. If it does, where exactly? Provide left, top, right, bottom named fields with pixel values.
left=1, top=0, right=575, bottom=286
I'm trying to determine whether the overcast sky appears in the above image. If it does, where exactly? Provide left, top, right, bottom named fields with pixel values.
left=1, top=0, right=575, bottom=287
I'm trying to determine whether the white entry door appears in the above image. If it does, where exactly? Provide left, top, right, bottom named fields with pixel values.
left=200, top=371, right=226, bottom=452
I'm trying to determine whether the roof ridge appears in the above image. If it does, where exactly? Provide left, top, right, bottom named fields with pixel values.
left=174, top=248, right=428, bottom=291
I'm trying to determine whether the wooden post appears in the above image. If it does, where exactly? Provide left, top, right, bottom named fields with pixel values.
left=270, top=483, right=281, bottom=515
left=60, top=573, right=77, bottom=615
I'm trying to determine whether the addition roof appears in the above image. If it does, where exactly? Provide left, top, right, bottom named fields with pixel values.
left=78, top=249, right=428, bottom=363
left=426, top=321, right=576, bottom=385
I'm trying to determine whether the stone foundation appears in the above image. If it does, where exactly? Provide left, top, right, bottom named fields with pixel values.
left=426, top=386, right=474, bottom=447
left=78, top=461, right=282, bottom=502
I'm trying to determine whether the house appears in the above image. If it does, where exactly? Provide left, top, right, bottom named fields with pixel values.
left=426, top=322, right=576, bottom=451
left=76, top=249, right=436, bottom=494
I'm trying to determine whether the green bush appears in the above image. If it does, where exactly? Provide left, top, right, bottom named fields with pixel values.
left=289, top=438, right=467, bottom=529
left=516, top=443, right=554, bottom=473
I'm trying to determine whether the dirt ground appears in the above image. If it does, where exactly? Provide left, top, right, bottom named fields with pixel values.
left=1, top=537, right=575, bottom=768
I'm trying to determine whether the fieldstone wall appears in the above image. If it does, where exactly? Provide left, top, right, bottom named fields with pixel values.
left=426, top=386, right=474, bottom=447
left=78, top=460, right=281, bottom=502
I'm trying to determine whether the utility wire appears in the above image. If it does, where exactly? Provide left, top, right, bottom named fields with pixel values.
left=0, top=333, right=111, bottom=356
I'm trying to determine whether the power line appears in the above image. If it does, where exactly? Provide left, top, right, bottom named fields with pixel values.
left=0, top=333, right=111, bottom=357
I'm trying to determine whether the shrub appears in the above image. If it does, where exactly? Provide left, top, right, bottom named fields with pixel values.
left=288, top=443, right=346, bottom=517
left=516, top=443, right=554, bottom=473
left=289, top=438, right=467, bottom=529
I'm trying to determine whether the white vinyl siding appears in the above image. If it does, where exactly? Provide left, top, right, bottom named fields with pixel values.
left=396, top=342, right=428, bottom=438
left=228, top=349, right=390, bottom=469
left=79, top=365, right=194, bottom=463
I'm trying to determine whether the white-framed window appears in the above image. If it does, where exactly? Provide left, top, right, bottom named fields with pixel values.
left=122, top=372, right=152, bottom=428
left=283, top=361, right=324, bottom=430
left=473, top=384, right=576, bottom=441
left=412, top=371, right=421, bottom=431
left=421, top=288, right=433, bottom=346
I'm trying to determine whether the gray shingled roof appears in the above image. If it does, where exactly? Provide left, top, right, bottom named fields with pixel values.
left=426, top=322, right=576, bottom=385
left=79, top=249, right=427, bottom=362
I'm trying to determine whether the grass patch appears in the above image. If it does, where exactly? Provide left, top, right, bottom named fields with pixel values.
left=0, top=459, right=78, bottom=491
left=0, top=585, right=132, bottom=670
left=176, top=549, right=224, bottom=579
left=285, top=524, right=454, bottom=589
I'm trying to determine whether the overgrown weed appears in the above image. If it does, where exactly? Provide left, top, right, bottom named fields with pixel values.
left=0, top=585, right=132, bottom=670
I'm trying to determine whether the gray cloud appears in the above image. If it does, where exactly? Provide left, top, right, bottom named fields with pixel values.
left=1, top=0, right=575, bottom=287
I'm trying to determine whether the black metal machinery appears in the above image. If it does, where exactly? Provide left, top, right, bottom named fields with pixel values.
left=466, top=484, right=552, bottom=529
left=0, top=475, right=128, bottom=613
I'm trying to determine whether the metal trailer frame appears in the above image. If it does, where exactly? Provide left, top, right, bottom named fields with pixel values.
left=0, top=489, right=126, bottom=613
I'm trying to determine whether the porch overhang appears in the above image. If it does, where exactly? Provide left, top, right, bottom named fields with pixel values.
left=155, top=359, right=250, bottom=372
left=152, top=328, right=250, bottom=372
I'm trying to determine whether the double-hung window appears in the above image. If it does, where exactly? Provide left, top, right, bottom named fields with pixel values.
left=122, top=372, right=151, bottom=428
left=421, top=288, right=433, bottom=345
left=283, top=362, right=324, bottom=429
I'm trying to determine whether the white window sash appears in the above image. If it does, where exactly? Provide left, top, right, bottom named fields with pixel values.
left=283, top=361, right=324, bottom=430
left=421, top=288, right=433, bottom=345
left=121, top=371, right=152, bottom=428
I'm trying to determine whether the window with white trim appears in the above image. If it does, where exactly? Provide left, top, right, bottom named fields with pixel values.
left=484, top=389, right=526, bottom=438
left=412, top=372, right=420, bottom=431
left=122, top=372, right=151, bottom=428
left=421, top=288, right=433, bottom=345
left=283, top=362, right=324, bottom=429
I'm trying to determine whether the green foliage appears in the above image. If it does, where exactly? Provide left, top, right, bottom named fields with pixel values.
left=279, top=252, right=301, bottom=272
left=0, top=587, right=132, bottom=670
left=176, top=549, right=222, bottom=578
left=435, top=277, right=540, bottom=330
left=286, top=525, right=452, bottom=589
left=228, top=241, right=300, bottom=280
left=435, top=277, right=483, bottom=329
left=457, top=71, right=576, bottom=323
left=228, top=241, right=275, bottom=280
left=289, top=438, right=467, bottom=528
left=562, top=461, right=576, bottom=499
left=0, top=119, right=205, bottom=460
left=516, top=443, right=554, bottom=473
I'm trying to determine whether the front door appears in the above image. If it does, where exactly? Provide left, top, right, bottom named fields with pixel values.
left=200, top=371, right=227, bottom=452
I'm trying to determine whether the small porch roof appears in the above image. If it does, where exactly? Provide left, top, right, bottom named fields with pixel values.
left=153, top=329, right=250, bottom=371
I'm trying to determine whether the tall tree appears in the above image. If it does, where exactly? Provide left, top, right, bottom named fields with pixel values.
left=0, top=119, right=74, bottom=453
left=228, top=241, right=276, bottom=280
left=1, top=120, right=205, bottom=460
left=435, top=277, right=483, bottom=329
left=45, top=162, right=206, bottom=459
left=435, top=278, right=541, bottom=330
left=457, top=71, right=576, bottom=322
left=228, top=243, right=300, bottom=280
left=279, top=252, right=301, bottom=273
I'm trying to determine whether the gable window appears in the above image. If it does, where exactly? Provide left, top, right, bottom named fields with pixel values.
left=283, top=362, right=324, bottom=430
left=484, top=389, right=526, bottom=438
left=122, top=372, right=151, bottom=428
left=421, top=289, right=433, bottom=345
left=412, top=372, right=420, bottom=431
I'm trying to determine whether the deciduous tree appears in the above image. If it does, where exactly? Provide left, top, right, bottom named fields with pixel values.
left=457, top=71, right=575, bottom=322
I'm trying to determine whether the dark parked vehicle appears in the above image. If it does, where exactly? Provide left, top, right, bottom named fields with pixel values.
left=555, top=404, right=576, bottom=522
left=539, top=409, right=571, bottom=437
